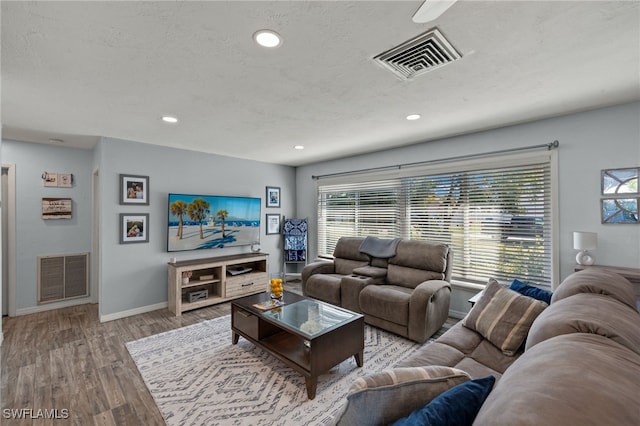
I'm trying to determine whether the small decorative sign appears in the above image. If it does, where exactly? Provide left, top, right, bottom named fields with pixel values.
left=58, top=173, right=73, bottom=187
left=42, top=198, right=72, bottom=219
left=42, top=172, right=73, bottom=187
left=43, top=173, right=58, bottom=187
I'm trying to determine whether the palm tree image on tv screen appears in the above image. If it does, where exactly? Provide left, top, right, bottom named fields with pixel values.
left=167, top=193, right=261, bottom=252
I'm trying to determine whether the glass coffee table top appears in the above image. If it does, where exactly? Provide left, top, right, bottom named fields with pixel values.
left=261, top=299, right=358, bottom=338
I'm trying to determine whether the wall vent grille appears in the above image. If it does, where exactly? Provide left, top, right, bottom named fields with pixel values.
left=38, top=253, right=89, bottom=304
left=373, top=28, right=461, bottom=80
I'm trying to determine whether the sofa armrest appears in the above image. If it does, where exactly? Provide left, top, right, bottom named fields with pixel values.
left=408, top=280, right=452, bottom=343
left=301, top=261, right=336, bottom=295
left=340, top=275, right=377, bottom=313
left=332, top=366, right=470, bottom=426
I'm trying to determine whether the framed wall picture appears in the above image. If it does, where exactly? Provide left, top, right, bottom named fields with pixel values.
left=120, top=174, right=150, bottom=205
left=42, top=198, right=72, bottom=219
left=601, top=167, right=639, bottom=195
left=120, top=213, right=149, bottom=243
left=43, top=172, right=58, bottom=187
left=58, top=173, right=73, bottom=187
left=601, top=198, right=639, bottom=224
left=265, top=186, right=281, bottom=208
left=266, top=213, right=281, bottom=235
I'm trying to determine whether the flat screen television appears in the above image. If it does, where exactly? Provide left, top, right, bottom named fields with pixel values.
left=167, top=193, right=261, bottom=252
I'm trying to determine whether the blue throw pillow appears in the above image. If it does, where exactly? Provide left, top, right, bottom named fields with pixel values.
left=389, top=375, right=496, bottom=426
left=509, top=279, right=553, bottom=304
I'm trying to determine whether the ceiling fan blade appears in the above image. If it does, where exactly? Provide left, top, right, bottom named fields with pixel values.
left=412, top=0, right=458, bottom=23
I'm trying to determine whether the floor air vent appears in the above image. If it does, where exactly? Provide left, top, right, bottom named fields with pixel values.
left=38, top=253, right=89, bottom=304
left=373, top=28, right=461, bottom=80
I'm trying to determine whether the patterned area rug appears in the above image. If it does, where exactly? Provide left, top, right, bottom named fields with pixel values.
left=126, top=315, right=430, bottom=426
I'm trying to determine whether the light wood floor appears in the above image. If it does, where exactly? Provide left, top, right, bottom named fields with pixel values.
left=0, top=281, right=456, bottom=425
left=1, top=297, right=233, bottom=425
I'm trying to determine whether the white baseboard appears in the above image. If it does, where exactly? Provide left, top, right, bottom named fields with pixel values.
left=15, top=297, right=93, bottom=316
left=99, top=302, right=167, bottom=323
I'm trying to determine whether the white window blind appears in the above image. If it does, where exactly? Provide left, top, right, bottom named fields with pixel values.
left=317, top=154, right=555, bottom=287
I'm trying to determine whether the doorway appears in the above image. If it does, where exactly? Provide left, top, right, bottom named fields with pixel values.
left=91, top=168, right=100, bottom=307
left=2, top=164, right=16, bottom=317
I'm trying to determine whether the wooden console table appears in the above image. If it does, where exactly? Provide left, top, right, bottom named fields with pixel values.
left=574, top=264, right=640, bottom=309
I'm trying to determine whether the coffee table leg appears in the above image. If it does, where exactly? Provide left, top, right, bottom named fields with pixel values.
left=232, top=331, right=239, bottom=344
left=305, top=376, right=318, bottom=400
left=354, top=351, right=363, bottom=367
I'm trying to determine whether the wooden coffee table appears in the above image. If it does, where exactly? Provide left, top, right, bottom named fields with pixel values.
left=231, top=290, right=364, bottom=399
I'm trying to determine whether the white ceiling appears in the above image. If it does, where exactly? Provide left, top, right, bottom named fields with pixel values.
left=2, top=1, right=639, bottom=167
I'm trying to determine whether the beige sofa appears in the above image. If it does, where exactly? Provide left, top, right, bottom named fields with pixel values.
left=302, top=237, right=452, bottom=343
left=333, top=269, right=640, bottom=425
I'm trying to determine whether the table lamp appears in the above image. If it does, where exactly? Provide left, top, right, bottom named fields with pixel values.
left=573, top=231, right=597, bottom=266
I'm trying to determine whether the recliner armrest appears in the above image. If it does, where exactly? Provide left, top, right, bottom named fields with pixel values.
left=352, top=265, right=387, bottom=279
left=301, top=261, right=336, bottom=293
left=411, top=280, right=452, bottom=301
left=408, top=280, right=452, bottom=343
left=302, top=261, right=335, bottom=279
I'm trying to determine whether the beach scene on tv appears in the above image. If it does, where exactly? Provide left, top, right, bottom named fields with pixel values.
left=168, top=194, right=261, bottom=252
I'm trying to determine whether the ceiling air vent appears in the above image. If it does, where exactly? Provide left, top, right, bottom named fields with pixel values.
left=373, top=28, right=461, bottom=80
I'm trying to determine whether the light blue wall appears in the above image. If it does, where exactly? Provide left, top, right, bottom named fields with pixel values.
left=1, top=137, right=295, bottom=319
left=2, top=141, right=93, bottom=311
left=296, top=102, right=640, bottom=315
left=97, top=138, right=296, bottom=318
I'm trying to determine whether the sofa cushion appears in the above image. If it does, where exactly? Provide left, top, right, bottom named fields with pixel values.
left=389, top=240, right=449, bottom=272
left=398, top=322, right=520, bottom=379
left=509, top=279, right=553, bottom=304
left=387, top=264, right=445, bottom=289
left=551, top=269, right=636, bottom=309
left=333, top=366, right=471, bottom=426
left=390, top=375, right=495, bottom=426
left=359, top=285, right=411, bottom=325
left=474, top=333, right=640, bottom=426
left=462, top=280, right=547, bottom=356
left=526, top=292, right=640, bottom=354
left=333, top=237, right=371, bottom=260
left=304, top=274, right=342, bottom=305
left=333, top=258, right=370, bottom=275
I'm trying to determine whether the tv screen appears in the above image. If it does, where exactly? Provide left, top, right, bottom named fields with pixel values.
left=167, top=193, right=261, bottom=252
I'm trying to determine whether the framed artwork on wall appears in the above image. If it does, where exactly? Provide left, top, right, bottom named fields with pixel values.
left=42, top=198, right=72, bottom=219
left=120, top=174, right=150, bottom=205
left=120, top=213, right=149, bottom=243
left=601, top=198, right=639, bottom=224
left=265, top=186, right=281, bottom=208
left=266, top=213, right=281, bottom=235
left=601, top=167, right=639, bottom=224
left=601, top=167, right=639, bottom=195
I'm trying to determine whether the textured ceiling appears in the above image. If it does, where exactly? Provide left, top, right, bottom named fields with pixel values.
left=2, top=1, right=639, bottom=166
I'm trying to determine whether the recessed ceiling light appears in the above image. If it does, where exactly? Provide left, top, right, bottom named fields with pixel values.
left=406, top=114, right=421, bottom=121
left=253, top=30, right=282, bottom=48
left=49, top=138, right=64, bottom=144
left=294, top=145, right=305, bottom=150
left=162, top=115, right=179, bottom=124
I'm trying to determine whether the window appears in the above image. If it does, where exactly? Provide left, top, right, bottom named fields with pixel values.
left=317, top=153, right=556, bottom=287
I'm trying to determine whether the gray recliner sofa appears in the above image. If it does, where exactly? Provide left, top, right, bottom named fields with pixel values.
left=302, top=237, right=452, bottom=343
left=331, top=269, right=640, bottom=425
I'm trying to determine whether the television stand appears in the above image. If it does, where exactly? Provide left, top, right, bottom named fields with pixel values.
left=168, top=252, right=268, bottom=316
